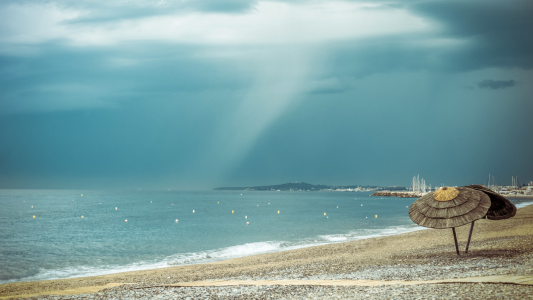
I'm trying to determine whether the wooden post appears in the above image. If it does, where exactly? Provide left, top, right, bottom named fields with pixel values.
left=465, top=221, right=475, bottom=254
left=452, top=227, right=460, bottom=255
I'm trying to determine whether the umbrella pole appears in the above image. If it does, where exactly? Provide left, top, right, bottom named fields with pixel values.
left=452, top=227, right=460, bottom=255
left=465, top=221, right=475, bottom=254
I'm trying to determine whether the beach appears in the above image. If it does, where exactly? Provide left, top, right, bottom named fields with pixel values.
left=1, top=204, right=532, bottom=299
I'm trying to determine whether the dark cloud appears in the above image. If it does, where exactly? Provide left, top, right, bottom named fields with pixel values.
left=411, top=0, right=533, bottom=70
left=0, top=42, right=254, bottom=114
left=478, top=79, right=516, bottom=90
left=316, top=0, right=533, bottom=80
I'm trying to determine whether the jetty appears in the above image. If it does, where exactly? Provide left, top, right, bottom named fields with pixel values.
left=371, top=191, right=423, bottom=198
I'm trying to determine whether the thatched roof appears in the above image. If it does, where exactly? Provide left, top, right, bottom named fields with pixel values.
left=466, top=185, right=516, bottom=220
left=409, top=187, right=491, bottom=229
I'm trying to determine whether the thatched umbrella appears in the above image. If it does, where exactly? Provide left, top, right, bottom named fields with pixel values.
left=465, top=185, right=516, bottom=220
left=409, top=187, right=491, bottom=255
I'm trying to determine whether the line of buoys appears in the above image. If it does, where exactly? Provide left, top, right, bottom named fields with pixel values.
left=33, top=215, right=35, bottom=219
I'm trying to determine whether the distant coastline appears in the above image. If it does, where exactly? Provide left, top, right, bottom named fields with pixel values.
left=214, top=182, right=407, bottom=192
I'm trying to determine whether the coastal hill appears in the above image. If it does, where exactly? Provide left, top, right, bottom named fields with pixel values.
left=214, top=182, right=407, bottom=192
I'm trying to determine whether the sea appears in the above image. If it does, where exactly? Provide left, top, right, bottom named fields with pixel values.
left=1, top=189, right=532, bottom=284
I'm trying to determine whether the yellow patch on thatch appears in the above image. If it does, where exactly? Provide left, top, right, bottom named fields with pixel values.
left=433, top=187, right=459, bottom=202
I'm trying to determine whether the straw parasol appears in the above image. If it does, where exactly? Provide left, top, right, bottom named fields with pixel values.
left=409, top=186, right=491, bottom=255
left=465, top=185, right=516, bottom=220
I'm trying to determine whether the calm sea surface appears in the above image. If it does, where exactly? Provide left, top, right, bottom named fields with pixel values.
left=1, top=189, right=531, bottom=284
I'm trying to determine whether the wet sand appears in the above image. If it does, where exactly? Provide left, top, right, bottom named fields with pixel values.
left=1, top=205, right=533, bottom=299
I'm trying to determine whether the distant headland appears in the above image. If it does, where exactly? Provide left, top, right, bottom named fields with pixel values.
left=213, top=182, right=408, bottom=192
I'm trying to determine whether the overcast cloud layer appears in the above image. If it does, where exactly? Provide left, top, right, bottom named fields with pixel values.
left=0, top=0, right=532, bottom=189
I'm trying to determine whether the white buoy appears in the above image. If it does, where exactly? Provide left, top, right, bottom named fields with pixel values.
left=246, top=222, right=249, bottom=225
left=175, top=219, right=178, bottom=222
left=366, top=217, right=367, bottom=218
left=245, top=215, right=247, bottom=219
left=406, top=206, right=408, bottom=208
left=125, top=219, right=128, bottom=222
left=172, top=204, right=174, bottom=205
left=337, top=206, right=338, bottom=208
left=81, top=215, right=84, bottom=218
left=268, top=203, right=270, bottom=205
left=151, top=201, right=152, bottom=203
left=115, top=207, right=118, bottom=210
left=81, top=194, right=83, bottom=196
left=278, top=210, right=280, bottom=214
left=327, top=216, right=329, bottom=219
left=31, top=206, right=33, bottom=208
left=193, top=210, right=195, bottom=213
left=361, top=204, right=363, bottom=206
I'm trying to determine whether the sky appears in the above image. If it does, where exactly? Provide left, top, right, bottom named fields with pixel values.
left=0, top=0, right=532, bottom=190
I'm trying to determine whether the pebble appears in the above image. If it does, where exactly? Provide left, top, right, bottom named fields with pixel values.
left=24, top=251, right=533, bottom=300
left=26, top=283, right=533, bottom=300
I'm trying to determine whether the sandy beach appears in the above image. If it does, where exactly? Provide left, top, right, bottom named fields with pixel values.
left=2, top=205, right=533, bottom=299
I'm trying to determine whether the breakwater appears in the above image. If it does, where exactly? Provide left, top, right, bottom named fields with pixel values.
left=371, top=191, right=423, bottom=198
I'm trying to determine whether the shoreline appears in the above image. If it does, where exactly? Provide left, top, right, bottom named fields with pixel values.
left=1, top=205, right=533, bottom=299
left=0, top=224, right=430, bottom=286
